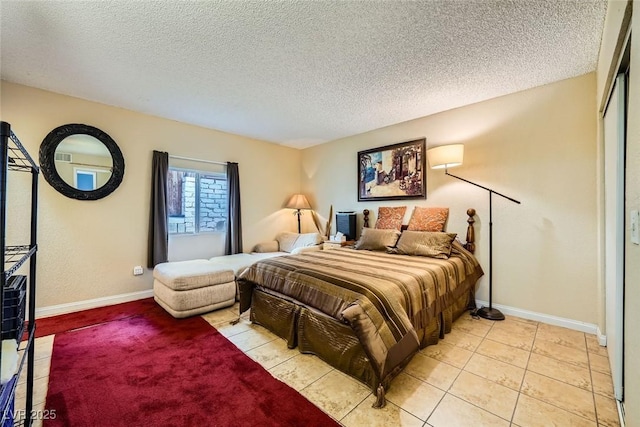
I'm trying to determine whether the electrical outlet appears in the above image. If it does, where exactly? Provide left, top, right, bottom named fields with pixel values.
left=133, top=265, right=144, bottom=276
left=632, top=210, right=640, bottom=245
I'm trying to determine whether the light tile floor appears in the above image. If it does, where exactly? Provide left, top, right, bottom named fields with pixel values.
left=16, top=306, right=621, bottom=427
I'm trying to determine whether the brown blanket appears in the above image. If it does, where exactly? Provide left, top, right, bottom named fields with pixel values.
left=238, top=241, right=483, bottom=384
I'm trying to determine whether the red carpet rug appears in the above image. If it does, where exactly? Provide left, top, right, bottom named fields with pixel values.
left=32, top=298, right=157, bottom=338
left=44, top=303, right=340, bottom=427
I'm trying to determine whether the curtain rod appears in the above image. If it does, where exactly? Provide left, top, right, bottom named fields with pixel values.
left=169, top=154, right=227, bottom=166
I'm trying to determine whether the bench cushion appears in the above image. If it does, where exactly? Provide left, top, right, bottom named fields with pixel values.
left=153, top=260, right=234, bottom=291
left=153, top=279, right=235, bottom=318
left=208, top=252, right=286, bottom=276
left=208, top=253, right=255, bottom=276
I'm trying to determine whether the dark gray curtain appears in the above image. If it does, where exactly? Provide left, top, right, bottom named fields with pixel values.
left=225, top=162, right=243, bottom=255
left=147, top=150, right=169, bottom=268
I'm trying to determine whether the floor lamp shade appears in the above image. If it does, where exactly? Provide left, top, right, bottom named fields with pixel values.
left=285, top=194, right=311, bottom=233
left=427, top=144, right=464, bottom=169
left=427, top=144, right=520, bottom=321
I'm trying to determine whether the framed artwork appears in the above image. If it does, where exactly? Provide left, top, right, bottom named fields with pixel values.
left=357, top=138, right=426, bottom=201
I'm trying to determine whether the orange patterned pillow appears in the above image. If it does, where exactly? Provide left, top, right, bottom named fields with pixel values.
left=407, top=207, right=449, bottom=232
left=375, top=206, right=407, bottom=231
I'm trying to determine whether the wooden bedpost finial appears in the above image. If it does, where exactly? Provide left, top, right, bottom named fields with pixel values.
left=363, top=209, right=370, bottom=228
left=465, top=208, right=476, bottom=254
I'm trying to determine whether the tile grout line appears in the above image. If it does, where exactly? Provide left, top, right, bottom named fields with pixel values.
left=385, top=316, right=494, bottom=423
left=508, top=319, right=538, bottom=425
left=584, top=333, right=602, bottom=426
left=474, top=318, right=522, bottom=424
left=523, top=328, right=601, bottom=425
left=337, top=392, right=373, bottom=425
left=452, top=317, right=604, bottom=425
left=442, top=317, right=519, bottom=424
left=423, top=390, right=448, bottom=425
left=296, top=368, right=351, bottom=426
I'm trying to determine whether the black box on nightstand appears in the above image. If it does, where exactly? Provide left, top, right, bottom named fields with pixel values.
left=336, top=212, right=357, bottom=241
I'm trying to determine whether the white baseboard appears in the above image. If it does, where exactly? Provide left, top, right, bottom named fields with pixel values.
left=617, top=400, right=626, bottom=427
left=475, top=299, right=600, bottom=337
left=35, top=290, right=154, bottom=319
left=597, top=326, right=607, bottom=347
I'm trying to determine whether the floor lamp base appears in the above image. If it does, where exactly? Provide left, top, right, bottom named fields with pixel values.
left=476, top=306, right=505, bottom=321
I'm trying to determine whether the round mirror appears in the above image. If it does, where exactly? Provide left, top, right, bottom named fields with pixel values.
left=40, top=124, right=125, bottom=200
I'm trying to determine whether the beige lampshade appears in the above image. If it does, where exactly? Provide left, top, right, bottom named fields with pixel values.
left=427, top=144, right=464, bottom=169
left=285, top=194, right=311, bottom=210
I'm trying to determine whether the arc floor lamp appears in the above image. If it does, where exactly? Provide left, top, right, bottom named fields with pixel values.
left=427, top=144, right=521, bottom=321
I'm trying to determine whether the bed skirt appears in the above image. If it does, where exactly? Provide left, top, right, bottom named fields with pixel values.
left=249, top=286, right=473, bottom=397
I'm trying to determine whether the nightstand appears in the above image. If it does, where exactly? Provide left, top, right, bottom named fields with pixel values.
left=323, top=240, right=342, bottom=250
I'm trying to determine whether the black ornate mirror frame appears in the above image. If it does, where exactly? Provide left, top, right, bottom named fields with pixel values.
left=39, top=124, right=125, bottom=201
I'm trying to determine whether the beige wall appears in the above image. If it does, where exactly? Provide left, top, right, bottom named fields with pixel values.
left=624, top=2, right=640, bottom=425
left=302, top=73, right=598, bottom=324
left=1, top=81, right=302, bottom=309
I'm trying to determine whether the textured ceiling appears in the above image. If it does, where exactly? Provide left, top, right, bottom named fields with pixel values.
left=0, top=1, right=607, bottom=149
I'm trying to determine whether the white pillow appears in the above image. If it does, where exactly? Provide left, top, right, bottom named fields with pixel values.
left=295, top=232, right=323, bottom=247
left=276, top=232, right=322, bottom=253
left=290, top=245, right=322, bottom=255
left=276, top=232, right=300, bottom=253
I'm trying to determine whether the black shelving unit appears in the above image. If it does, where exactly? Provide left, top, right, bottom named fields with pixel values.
left=1, top=121, right=38, bottom=427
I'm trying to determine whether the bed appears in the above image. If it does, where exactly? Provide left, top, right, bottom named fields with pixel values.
left=237, top=208, right=483, bottom=407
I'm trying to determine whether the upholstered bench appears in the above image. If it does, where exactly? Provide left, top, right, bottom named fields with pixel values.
left=153, top=260, right=236, bottom=318
left=153, top=232, right=324, bottom=318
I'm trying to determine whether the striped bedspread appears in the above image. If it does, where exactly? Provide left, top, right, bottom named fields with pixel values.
left=238, top=241, right=483, bottom=382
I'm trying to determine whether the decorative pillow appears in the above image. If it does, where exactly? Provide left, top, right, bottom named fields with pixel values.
left=374, top=206, right=407, bottom=231
left=394, top=231, right=457, bottom=259
left=275, top=232, right=322, bottom=253
left=407, top=207, right=449, bottom=232
left=354, top=228, right=401, bottom=251
left=275, top=232, right=300, bottom=253
left=252, top=240, right=280, bottom=253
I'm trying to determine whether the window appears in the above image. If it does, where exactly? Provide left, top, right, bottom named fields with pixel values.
left=167, top=168, right=227, bottom=234
left=74, top=169, right=97, bottom=190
